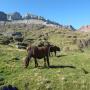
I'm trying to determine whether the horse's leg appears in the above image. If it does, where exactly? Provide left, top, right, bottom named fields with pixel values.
left=46, top=56, right=50, bottom=67
left=44, top=57, right=47, bottom=67
left=34, top=58, right=38, bottom=67
left=54, top=51, right=56, bottom=56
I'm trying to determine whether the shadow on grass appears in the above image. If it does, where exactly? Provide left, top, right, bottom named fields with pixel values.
left=37, top=65, right=76, bottom=69
left=56, top=55, right=67, bottom=57
left=49, top=65, right=76, bottom=69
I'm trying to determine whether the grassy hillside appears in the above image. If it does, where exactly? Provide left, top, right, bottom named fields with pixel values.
left=0, top=45, right=90, bottom=90
left=0, top=24, right=90, bottom=90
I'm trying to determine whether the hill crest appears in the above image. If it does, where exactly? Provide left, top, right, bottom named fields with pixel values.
left=0, top=11, right=76, bottom=31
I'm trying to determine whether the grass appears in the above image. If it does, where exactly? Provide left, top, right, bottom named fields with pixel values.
left=0, top=26, right=90, bottom=89
left=0, top=44, right=90, bottom=90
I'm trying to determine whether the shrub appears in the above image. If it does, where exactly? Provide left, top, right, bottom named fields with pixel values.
left=14, top=36, right=23, bottom=42
left=0, top=36, right=11, bottom=45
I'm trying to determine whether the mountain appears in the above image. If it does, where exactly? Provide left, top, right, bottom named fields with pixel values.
left=7, top=12, right=22, bottom=20
left=78, top=25, right=90, bottom=32
left=0, top=11, right=76, bottom=31
left=0, top=11, right=7, bottom=21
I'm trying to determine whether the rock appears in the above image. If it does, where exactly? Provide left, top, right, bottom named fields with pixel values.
left=12, top=32, right=22, bottom=37
left=0, top=11, right=7, bottom=21
left=16, top=42, right=28, bottom=49
left=7, top=12, right=22, bottom=20
left=64, top=25, right=76, bottom=31
left=16, top=45, right=26, bottom=49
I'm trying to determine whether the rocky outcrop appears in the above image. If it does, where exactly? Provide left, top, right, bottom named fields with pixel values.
left=23, top=13, right=38, bottom=20
left=78, top=25, right=90, bottom=32
left=0, top=11, right=76, bottom=31
left=64, top=25, right=76, bottom=31
left=7, top=12, right=22, bottom=20
left=23, top=13, right=46, bottom=21
left=23, top=13, right=63, bottom=27
left=0, top=11, right=7, bottom=21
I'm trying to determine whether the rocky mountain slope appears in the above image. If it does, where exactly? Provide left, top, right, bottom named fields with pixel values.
left=78, top=25, right=90, bottom=32
left=0, top=11, right=76, bottom=31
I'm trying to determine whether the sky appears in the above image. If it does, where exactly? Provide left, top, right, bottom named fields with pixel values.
left=0, top=0, right=90, bottom=29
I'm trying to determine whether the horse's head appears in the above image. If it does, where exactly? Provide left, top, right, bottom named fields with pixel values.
left=24, top=49, right=34, bottom=68
left=24, top=52, right=33, bottom=68
left=55, top=46, right=60, bottom=51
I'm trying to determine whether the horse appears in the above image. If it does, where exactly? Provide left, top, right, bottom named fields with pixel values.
left=29, top=43, right=60, bottom=56
left=32, top=42, right=60, bottom=56
left=24, top=46, right=50, bottom=68
left=49, top=45, right=60, bottom=56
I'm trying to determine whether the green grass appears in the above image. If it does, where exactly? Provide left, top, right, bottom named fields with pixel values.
left=0, top=26, right=90, bottom=89
left=0, top=45, right=90, bottom=90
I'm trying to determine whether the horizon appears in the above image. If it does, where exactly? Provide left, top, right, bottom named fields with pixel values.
left=0, top=0, right=90, bottom=29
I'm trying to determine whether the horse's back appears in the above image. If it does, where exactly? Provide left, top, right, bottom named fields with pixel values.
left=35, top=46, right=49, bottom=58
left=28, top=46, right=50, bottom=59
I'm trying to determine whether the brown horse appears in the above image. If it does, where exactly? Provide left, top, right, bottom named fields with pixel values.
left=33, top=42, right=60, bottom=56
left=50, top=45, right=60, bottom=56
left=24, top=46, right=50, bottom=68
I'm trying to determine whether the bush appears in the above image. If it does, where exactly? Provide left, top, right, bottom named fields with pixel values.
left=17, top=42, right=27, bottom=46
left=0, top=76, right=5, bottom=86
left=14, top=36, right=23, bottom=42
left=0, top=36, right=11, bottom=45
left=23, top=38, right=35, bottom=44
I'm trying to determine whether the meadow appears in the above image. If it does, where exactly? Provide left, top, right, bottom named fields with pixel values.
left=0, top=25, right=90, bottom=90
left=0, top=45, right=90, bottom=90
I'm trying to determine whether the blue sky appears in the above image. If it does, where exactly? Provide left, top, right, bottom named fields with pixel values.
left=0, top=0, right=90, bottom=29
